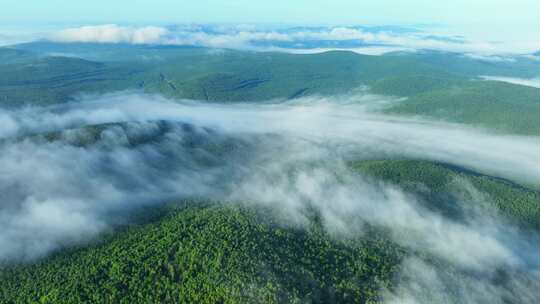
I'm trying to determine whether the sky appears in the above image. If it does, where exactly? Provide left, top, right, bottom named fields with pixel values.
left=2, top=0, right=540, bottom=34
left=1, top=1, right=539, bottom=54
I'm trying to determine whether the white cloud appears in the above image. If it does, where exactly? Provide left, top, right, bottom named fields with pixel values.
left=259, top=46, right=414, bottom=56
left=51, top=24, right=169, bottom=44
left=0, top=111, right=18, bottom=137
left=464, top=53, right=516, bottom=63
left=41, top=24, right=540, bottom=57
left=290, top=27, right=381, bottom=41
left=166, top=29, right=292, bottom=49
left=481, top=76, right=540, bottom=89
left=225, top=26, right=535, bottom=56
left=171, top=26, right=539, bottom=56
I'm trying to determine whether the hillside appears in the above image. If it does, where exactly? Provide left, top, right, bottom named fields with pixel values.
left=0, top=56, right=144, bottom=107
left=2, top=157, right=539, bottom=303
left=352, top=159, right=540, bottom=230
left=377, top=78, right=540, bottom=135
left=2, top=43, right=540, bottom=135
left=0, top=203, right=403, bottom=304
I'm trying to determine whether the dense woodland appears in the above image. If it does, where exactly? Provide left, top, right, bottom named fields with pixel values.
left=2, top=159, right=540, bottom=303
left=0, top=203, right=404, bottom=304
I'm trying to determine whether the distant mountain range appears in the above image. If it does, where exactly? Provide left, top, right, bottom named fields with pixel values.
left=2, top=42, right=540, bottom=135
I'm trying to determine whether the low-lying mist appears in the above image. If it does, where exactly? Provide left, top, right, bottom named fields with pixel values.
left=1, top=92, right=539, bottom=303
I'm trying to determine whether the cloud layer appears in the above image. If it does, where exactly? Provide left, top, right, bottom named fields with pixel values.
left=1, top=92, right=540, bottom=303
left=44, top=24, right=540, bottom=57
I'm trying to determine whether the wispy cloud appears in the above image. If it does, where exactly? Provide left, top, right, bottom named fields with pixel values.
left=464, top=53, right=516, bottom=63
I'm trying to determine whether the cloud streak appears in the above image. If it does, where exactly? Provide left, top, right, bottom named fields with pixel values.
left=481, top=76, right=540, bottom=89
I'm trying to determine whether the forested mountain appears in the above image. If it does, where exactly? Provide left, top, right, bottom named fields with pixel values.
left=1, top=41, right=540, bottom=303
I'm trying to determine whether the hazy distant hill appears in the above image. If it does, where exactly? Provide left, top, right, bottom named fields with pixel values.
left=2, top=43, right=540, bottom=135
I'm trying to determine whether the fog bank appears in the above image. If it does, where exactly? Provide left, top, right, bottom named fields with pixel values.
left=1, top=92, right=539, bottom=303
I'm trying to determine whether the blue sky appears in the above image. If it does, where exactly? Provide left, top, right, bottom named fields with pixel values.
left=2, top=0, right=540, bottom=31
left=1, top=0, right=539, bottom=50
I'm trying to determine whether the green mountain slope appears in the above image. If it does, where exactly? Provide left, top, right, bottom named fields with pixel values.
left=0, top=45, right=451, bottom=105
left=0, top=56, right=145, bottom=107
left=0, top=47, right=37, bottom=64
left=2, top=44, right=540, bottom=134
left=0, top=203, right=403, bottom=304
left=131, top=50, right=450, bottom=102
left=352, top=159, right=540, bottom=229
left=388, top=51, right=540, bottom=78
left=2, top=156, right=540, bottom=303
left=383, top=80, right=540, bottom=135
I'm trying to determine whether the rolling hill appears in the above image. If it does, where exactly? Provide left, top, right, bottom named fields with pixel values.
left=2, top=43, right=540, bottom=135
